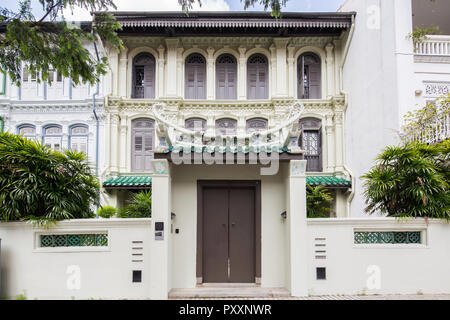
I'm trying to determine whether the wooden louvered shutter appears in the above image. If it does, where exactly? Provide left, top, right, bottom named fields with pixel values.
left=308, top=59, right=321, bottom=99
left=216, top=54, right=237, bottom=99
left=299, top=53, right=321, bottom=99
left=247, top=54, right=268, bottom=99
left=143, top=63, right=155, bottom=99
left=132, top=119, right=154, bottom=172
left=133, top=53, right=155, bottom=99
left=185, top=54, right=206, bottom=99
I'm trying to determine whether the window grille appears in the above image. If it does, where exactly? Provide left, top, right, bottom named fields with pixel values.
left=354, top=231, right=422, bottom=244
left=40, top=233, right=108, bottom=247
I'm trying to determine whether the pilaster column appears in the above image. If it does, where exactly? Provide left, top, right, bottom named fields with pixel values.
left=325, top=43, right=335, bottom=97
left=157, top=45, right=165, bottom=99
left=333, top=40, right=342, bottom=94
left=206, top=47, right=215, bottom=100
left=38, top=72, right=45, bottom=100
left=119, top=115, right=127, bottom=171
left=176, top=47, right=184, bottom=97
left=286, top=160, right=308, bottom=297
left=238, top=46, right=247, bottom=100
left=109, top=49, right=119, bottom=96
left=274, top=38, right=289, bottom=97
left=165, top=39, right=179, bottom=97
left=269, top=44, right=276, bottom=99
left=9, top=75, right=20, bottom=100
left=118, top=47, right=128, bottom=98
left=110, top=113, right=119, bottom=173
left=149, top=160, right=171, bottom=299
left=334, top=112, right=344, bottom=172
left=325, top=113, right=335, bottom=171
left=287, top=45, right=296, bottom=99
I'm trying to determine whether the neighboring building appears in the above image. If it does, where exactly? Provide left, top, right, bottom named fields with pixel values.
left=0, top=42, right=106, bottom=175
left=339, top=0, right=450, bottom=217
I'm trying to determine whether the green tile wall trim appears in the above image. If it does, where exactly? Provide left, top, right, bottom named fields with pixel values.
left=354, top=231, right=422, bottom=244
left=103, top=176, right=152, bottom=187
left=40, top=234, right=108, bottom=248
left=306, top=176, right=351, bottom=187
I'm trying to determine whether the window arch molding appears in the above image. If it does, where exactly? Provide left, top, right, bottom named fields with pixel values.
left=294, top=46, right=326, bottom=99
left=127, top=47, right=160, bottom=98
left=17, top=123, right=36, bottom=137
left=185, top=117, right=207, bottom=131
left=215, top=117, right=238, bottom=136
left=246, top=117, right=268, bottom=133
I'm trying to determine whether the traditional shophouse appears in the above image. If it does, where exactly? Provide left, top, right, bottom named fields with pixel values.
left=99, top=12, right=354, bottom=297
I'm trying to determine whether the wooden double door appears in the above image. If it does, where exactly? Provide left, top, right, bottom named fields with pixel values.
left=202, top=186, right=256, bottom=283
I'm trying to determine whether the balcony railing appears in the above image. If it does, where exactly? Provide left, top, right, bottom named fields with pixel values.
left=415, top=35, right=450, bottom=56
left=402, top=110, right=450, bottom=145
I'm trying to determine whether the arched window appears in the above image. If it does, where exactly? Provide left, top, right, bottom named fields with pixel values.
left=17, top=124, right=36, bottom=139
left=185, top=118, right=206, bottom=131
left=216, top=54, right=237, bottom=99
left=246, top=118, right=268, bottom=134
left=131, top=118, right=155, bottom=172
left=43, top=125, right=62, bottom=151
left=298, top=53, right=321, bottom=99
left=185, top=53, right=206, bottom=99
left=132, top=53, right=156, bottom=99
left=299, top=118, right=322, bottom=172
left=69, top=124, right=89, bottom=154
left=247, top=54, right=268, bottom=100
left=215, top=118, right=237, bottom=136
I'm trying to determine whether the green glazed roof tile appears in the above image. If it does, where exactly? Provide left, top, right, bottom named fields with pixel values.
left=306, top=176, right=351, bottom=187
left=103, top=176, right=152, bottom=187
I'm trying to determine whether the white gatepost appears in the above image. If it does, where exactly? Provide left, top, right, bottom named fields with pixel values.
left=149, top=159, right=171, bottom=299
left=286, top=160, right=308, bottom=296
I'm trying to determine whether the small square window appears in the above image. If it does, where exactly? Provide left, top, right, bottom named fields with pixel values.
left=132, top=270, right=142, bottom=283
left=316, top=267, right=326, bottom=280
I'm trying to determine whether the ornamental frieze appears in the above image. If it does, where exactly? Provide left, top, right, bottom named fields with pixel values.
left=424, top=82, right=450, bottom=97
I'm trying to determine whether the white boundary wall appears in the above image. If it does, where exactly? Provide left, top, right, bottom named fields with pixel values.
left=307, top=218, right=450, bottom=295
left=0, top=219, right=152, bottom=300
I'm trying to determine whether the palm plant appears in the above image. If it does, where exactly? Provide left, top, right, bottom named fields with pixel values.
left=362, top=142, right=449, bottom=219
left=118, top=190, right=151, bottom=218
left=0, top=132, right=99, bottom=225
left=306, top=185, right=333, bottom=218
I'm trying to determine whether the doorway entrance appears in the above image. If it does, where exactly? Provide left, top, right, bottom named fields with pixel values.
left=197, top=181, right=261, bottom=283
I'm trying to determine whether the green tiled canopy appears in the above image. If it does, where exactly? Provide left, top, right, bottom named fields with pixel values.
left=306, top=176, right=351, bottom=188
left=103, top=176, right=152, bottom=188
left=104, top=175, right=351, bottom=189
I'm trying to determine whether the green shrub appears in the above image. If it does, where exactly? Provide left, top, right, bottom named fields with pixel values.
left=362, top=142, right=449, bottom=218
left=306, top=185, right=333, bottom=218
left=97, top=206, right=117, bottom=218
left=118, top=190, right=151, bottom=218
left=0, top=132, right=99, bottom=225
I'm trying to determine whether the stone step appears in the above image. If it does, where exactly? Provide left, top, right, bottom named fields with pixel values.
left=169, top=286, right=291, bottom=299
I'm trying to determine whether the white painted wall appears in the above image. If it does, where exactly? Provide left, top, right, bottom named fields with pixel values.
left=0, top=219, right=152, bottom=300
left=307, top=218, right=450, bottom=295
left=170, top=163, right=289, bottom=290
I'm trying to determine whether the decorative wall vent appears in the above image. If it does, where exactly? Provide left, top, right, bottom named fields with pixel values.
left=131, top=240, right=144, bottom=263
left=354, top=231, right=422, bottom=244
left=314, top=237, right=326, bottom=260
left=40, top=233, right=108, bottom=248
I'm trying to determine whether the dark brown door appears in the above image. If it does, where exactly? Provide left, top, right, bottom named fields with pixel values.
left=202, top=187, right=255, bottom=283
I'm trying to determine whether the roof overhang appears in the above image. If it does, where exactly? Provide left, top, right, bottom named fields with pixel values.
left=100, top=11, right=355, bottom=37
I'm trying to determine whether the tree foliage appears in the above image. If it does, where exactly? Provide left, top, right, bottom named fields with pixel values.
left=0, top=0, right=123, bottom=86
left=306, top=185, right=333, bottom=218
left=1, top=0, right=289, bottom=86
left=362, top=142, right=449, bottom=219
left=118, top=190, right=151, bottom=218
left=0, top=132, right=100, bottom=224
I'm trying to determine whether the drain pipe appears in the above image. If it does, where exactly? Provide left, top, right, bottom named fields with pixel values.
left=92, top=24, right=101, bottom=214
left=0, top=116, right=3, bottom=133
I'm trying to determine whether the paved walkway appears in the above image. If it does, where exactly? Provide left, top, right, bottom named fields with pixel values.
left=170, top=294, right=450, bottom=300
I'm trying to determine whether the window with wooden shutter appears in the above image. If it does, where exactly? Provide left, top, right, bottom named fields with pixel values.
left=185, top=118, right=206, bottom=131
left=215, top=118, right=237, bottom=136
left=185, top=54, right=206, bottom=100
left=247, top=54, right=268, bottom=100
left=43, top=125, right=62, bottom=152
left=132, top=53, right=156, bottom=99
left=70, top=125, right=89, bottom=154
left=216, top=54, right=237, bottom=100
left=298, top=53, right=321, bottom=99
left=131, top=118, right=154, bottom=172
left=299, top=118, right=322, bottom=172
left=18, top=124, right=36, bottom=139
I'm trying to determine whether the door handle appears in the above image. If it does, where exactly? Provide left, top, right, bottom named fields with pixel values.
left=231, top=222, right=236, bottom=227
